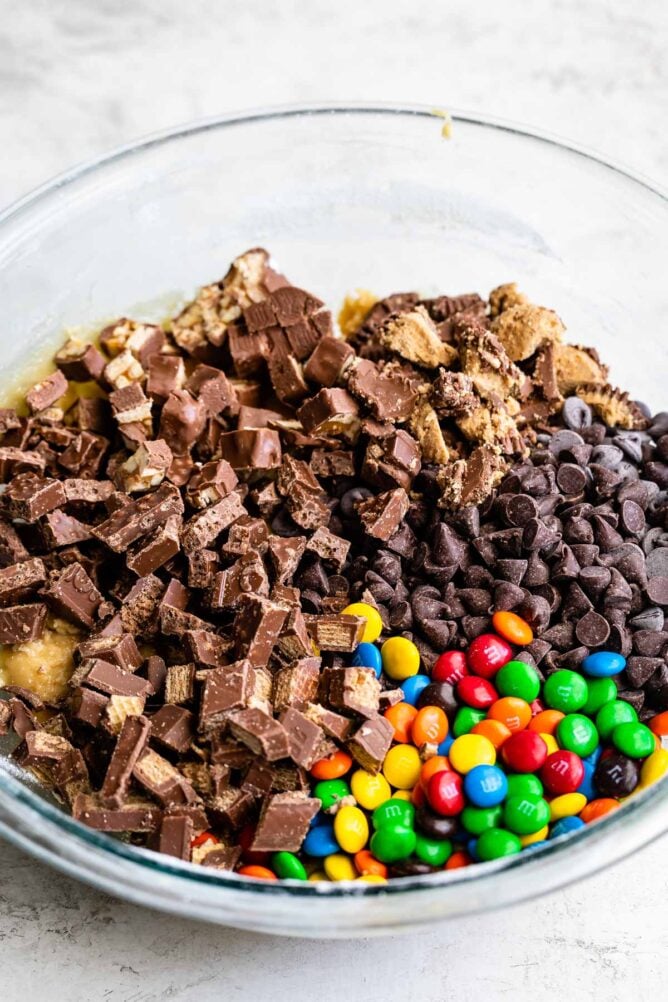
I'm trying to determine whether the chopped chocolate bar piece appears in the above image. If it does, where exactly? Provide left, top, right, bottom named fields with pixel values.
left=164, top=664, right=196, bottom=705
left=307, top=614, right=366, bottom=652
left=234, top=594, right=289, bottom=667
left=185, top=460, right=238, bottom=509
left=347, top=714, right=394, bottom=773
left=0, top=558, right=46, bottom=606
left=362, top=429, right=422, bottom=491
left=77, top=633, right=142, bottom=672
left=279, top=707, right=325, bottom=768
left=41, top=509, right=93, bottom=548
left=303, top=702, right=354, bottom=741
left=227, top=707, right=290, bottom=761
left=325, top=666, right=381, bottom=717
left=63, top=478, right=115, bottom=504
left=347, top=358, right=420, bottom=421
left=181, top=492, right=245, bottom=553
left=0, top=446, right=46, bottom=481
left=182, top=629, right=229, bottom=668
left=42, top=562, right=102, bottom=628
left=251, top=792, right=320, bottom=852
left=207, top=788, right=255, bottom=829
left=55, top=340, right=106, bottom=382
left=158, top=390, right=207, bottom=456
left=132, top=749, right=198, bottom=806
left=73, top=793, right=161, bottom=832
left=152, top=813, right=194, bottom=860
left=117, top=440, right=173, bottom=494
left=187, top=364, right=238, bottom=416
left=276, top=607, right=313, bottom=660
left=150, top=704, right=196, bottom=754
left=147, top=354, right=186, bottom=402
left=309, top=449, right=356, bottom=478
left=267, top=535, right=307, bottom=584
left=217, top=428, right=282, bottom=471
left=119, top=574, right=164, bottom=634
left=186, top=549, right=219, bottom=589
left=160, top=603, right=213, bottom=637
left=304, top=526, right=351, bottom=570
left=126, top=514, right=181, bottom=576
left=146, top=655, right=167, bottom=697
left=101, top=714, right=151, bottom=807
left=71, top=687, right=109, bottom=729
left=304, top=336, right=355, bottom=387
left=2, top=473, right=66, bottom=521
left=208, top=552, right=270, bottom=610
left=0, top=518, right=29, bottom=566
left=93, top=482, right=184, bottom=552
left=82, top=659, right=152, bottom=698
left=357, top=487, right=409, bottom=541
left=103, top=694, right=146, bottom=735
left=273, top=658, right=321, bottom=712
left=297, top=388, right=360, bottom=440
left=0, top=602, right=47, bottom=644
left=199, top=661, right=255, bottom=733
left=26, top=370, right=68, bottom=414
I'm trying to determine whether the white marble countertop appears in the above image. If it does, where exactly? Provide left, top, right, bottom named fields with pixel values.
left=1, top=1, right=667, bottom=998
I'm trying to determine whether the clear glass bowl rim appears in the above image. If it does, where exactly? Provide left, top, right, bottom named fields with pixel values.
left=0, top=101, right=667, bottom=921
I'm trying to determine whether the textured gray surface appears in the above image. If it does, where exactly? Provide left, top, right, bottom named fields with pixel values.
left=1, top=1, right=668, bottom=998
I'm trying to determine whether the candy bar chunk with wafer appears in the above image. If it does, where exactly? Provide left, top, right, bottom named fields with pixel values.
left=80, top=660, right=153, bottom=699
left=357, top=487, right=410, bottom=541
left=305, top=613, right=366, bottom=652
left=77, top=633, right=143, bottom=672
left=26, top=370, right=68, bottom=414
left=227, top=707, right=290, bottom=761
left=303, top=702, right=354, bottom=742
left=126, top=515, right=181, bottom=576
left=55, top=339, right=106, bottom=382
left=164, top=664, right=196, bottom=705
left=132, top=749, right=199, bottom=807
left=73, top=792, right=162, bottom=832
left=182, top=629, right=230, bottom=669
left=251, top=792, right=320, bottom=852
left=325, top=666, right=381, bottom=717
left=207, top=788, right=255, bottom=830
left=102, top=694, right=146, bottom=735
left=279, top=707, right=326, bottom=769
left=233, top=594, right=289, bottom=668
left=297, top=387, right=360, bottom=441
left=119, top=574, right=164, bottom=634
left=272, top=658, right=321, bottom=712
left=181, top=492, right=245, bottom=553
left=347, top=714, right=394, bottom=773
left=100, top=714, right=151, bottom=808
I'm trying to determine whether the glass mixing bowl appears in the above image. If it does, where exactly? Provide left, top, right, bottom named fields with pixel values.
left=0, top=104, right=666, bottom=937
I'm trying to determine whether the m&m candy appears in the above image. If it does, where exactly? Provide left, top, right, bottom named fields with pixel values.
left=467, top=634, right=513, bottom=678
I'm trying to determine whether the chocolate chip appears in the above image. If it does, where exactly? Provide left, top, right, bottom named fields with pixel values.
left=574, top=611, right=610, bottom=647
left=562, top=397, right=592, bottom=430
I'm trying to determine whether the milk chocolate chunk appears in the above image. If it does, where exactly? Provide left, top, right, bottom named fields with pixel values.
left=234, top=594, right=289, bottom=667
left=0, top=518, right=29, bottom=566
left=158, top=390, right=207, bottom=456
left=307, top=614, right=366, bottom=652
left=109, top=383, right=152, bottom=426
left=0, top=602, right=47, bottom=643
left=347, top=714, right=394, bottom=773
left=303, top=702, right=354, bottom=742
left=160, top=603, right=213, bottom=637
left=17, top=730, right=89, bottom=790
left=209, top=552, right=270, bottom=610
left=70, top=687, right=110, bottom=729
left=101, top=714, right=151, bottom=807
left=2, top=473, right=67, bottom=521
left=347, top=358, right=420, bottom=421
left=82, top=660, right=152, bottom=699
left=304, top=335, right=355, bottom=386
left=0, top=558, right=46, bottom=606
left=268, top=350, right=309, bottom=404
left=217, top=428, right=282, bottom=471
left=0, top=447, right=46, bottom=481
left=297, top=388, right=360, bottom=440
left=93, top=482, right=184, bottom=552
left=181, top=492, right=245, bottom=555
left=73, top=793, right=161, bottom=832
left=279, top=707, right=325, bottom=769
left=77, top=633, right=142, bottom=672
left=186, top=549, right=219, bottom=589
left=276, top=607, right=313, bottom=660
left=199, top=662, right=255, bottom=733
left=26, top=370, right=68, bottom=414
left=309, top=449, right=356, bottom=478
left=185, top=460, right=238, bottom=509
left=221, top=515, right=269, bottom=558
left=132, top=749, right=199, bottom=807
left=357, top=488, right=409, bottom=541
left=208, top=788, right=255, bottom=829
left=251, top=792, right=320, bottom=852
left=146, top=354, right=186, bottom=402
left=40, top=509, right=93, bottom=548
left=267, top=534, right=307, bottom=584
left=362, top=430, right=421, bottom=491
left=182, top=629, right=229, bottom=669
left=150, top=704, right=196, bottom=754
left=227, top=707, right=290, bottom=761
left=126, top=515, right=181, bottom=576
left=325, top=666, right=381, bottom=717
left=272, top=658, right=321, bottom=712
left=187, top=364, right=238, bottom=416
left=63, top=478, right=115, bottom=504
left=151, top=814, right=194, bottom=860
left=42, top=562, right=102, bottom=628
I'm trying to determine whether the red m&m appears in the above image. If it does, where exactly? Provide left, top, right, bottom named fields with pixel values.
left=541, top=750, right=585, bottom=795
left=433, top=650, right=469, bottom=684
left=502, top=730, right=549, bottom=773
left=466, top=634, right=513, bottom=679
left=427, top=770, right=465, bottom=816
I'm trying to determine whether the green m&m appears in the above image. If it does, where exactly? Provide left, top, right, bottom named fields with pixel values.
left=370, top=825, right=417, bottom=863
left=503, top=796, right=550, bottom=836
left=476, top=827, right=522, bottom=861
left=582, top=676, right=617, bottom=715
left=543, top=670, right=589, bottom=713
left=272, top=852, right=308, bottom=880
left=461, top=804, right=503, bottom=836
left=452, top=707, right=486, bottom=737
left=415, top=834, right=452, bottom=867
left=313, top=779, right=351, bottom=811
left=372, top=798, right=415, bottom=831
left=495, top=661, right=541, bottom=702
left=556, top=714, right=599, bottom=757
left=505, top=774, right=543, bottom=801
left=596, top=700, right=638, bottom=740
left=612, top=722, right=656, bottom=759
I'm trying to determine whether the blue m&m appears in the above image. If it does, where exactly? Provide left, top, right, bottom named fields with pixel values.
left=351, top=642, right=383, bottom=677
left=464, top=764, right=508, bottom=807
left=581, top=652, right=626, bottom=678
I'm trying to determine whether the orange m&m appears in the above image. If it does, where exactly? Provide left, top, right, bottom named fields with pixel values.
left=492, top=611, right=534, bottom=646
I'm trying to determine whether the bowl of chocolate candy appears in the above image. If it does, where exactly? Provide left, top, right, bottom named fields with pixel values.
left=0, top=105, right=667, bottom=936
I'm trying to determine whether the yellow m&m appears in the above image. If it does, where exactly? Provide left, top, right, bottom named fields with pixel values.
left=342, top=602, right=383, bottom=643
left=381, top=636, right=420, bottom=681
left=448, top=734, right=496, bottom=774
